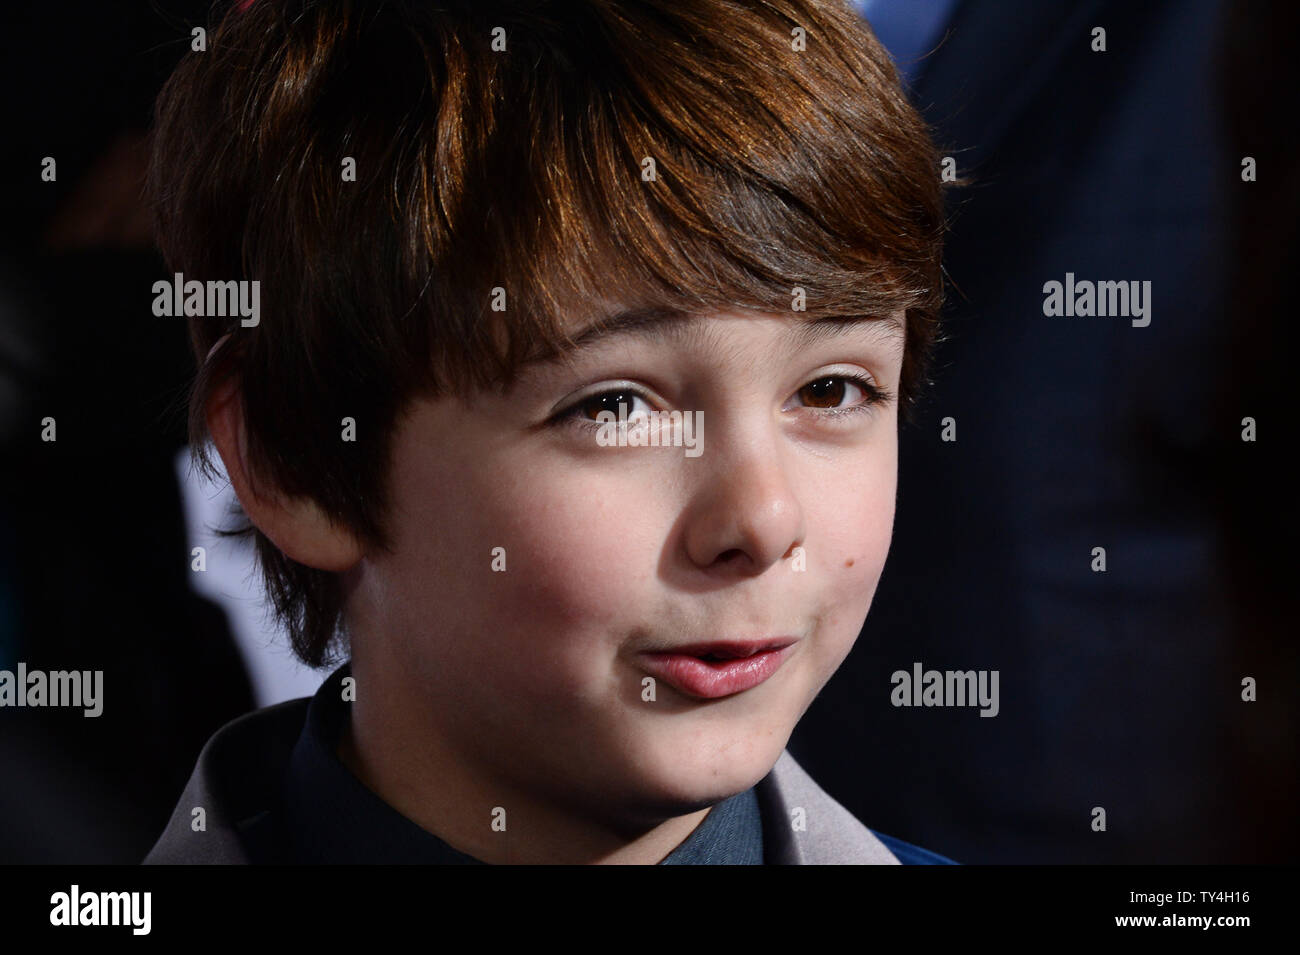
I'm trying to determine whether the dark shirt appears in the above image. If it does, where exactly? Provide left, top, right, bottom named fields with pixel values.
left=260, top=663, right=764, bottom=864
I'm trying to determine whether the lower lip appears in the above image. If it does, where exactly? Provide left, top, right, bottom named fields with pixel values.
left=638, top=645, right=795, bottom=700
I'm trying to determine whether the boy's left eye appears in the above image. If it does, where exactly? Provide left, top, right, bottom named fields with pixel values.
left=787, top=373, right=891, bottom=416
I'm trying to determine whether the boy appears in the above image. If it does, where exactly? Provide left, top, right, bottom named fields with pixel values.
left=144, top=0, right=953, bottom=864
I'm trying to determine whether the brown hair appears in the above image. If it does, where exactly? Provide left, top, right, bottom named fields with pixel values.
left=148, top=0, right=948, bottom=669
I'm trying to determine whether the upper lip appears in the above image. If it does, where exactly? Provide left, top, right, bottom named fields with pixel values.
left=642, top=638, right=798, bottom=660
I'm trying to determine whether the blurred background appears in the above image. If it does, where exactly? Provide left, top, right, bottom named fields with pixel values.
left=1, top=0, right=1294, bottom=863
left=0, top=1, right=320, bottom=864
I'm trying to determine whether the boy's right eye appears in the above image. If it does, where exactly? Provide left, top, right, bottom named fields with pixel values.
left=552, top=386, right=657, bottom=430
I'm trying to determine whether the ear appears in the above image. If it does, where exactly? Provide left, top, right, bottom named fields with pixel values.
left=206, top=375, right=365, bottom=572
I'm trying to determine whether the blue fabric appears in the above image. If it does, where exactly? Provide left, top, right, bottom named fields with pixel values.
left=871, top=830, right=960, bottom=865
left=853, top=0, right=959, bottom=86
left=660, top=786, right=764, bottom=865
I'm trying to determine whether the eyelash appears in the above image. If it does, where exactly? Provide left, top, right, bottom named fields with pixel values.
left=552, top=373, right=894, bottom=432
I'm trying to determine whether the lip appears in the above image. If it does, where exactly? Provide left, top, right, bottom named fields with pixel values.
left=638, top=638, right=798, bottom=700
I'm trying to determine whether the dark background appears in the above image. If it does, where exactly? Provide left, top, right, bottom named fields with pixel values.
left=0, top=1, right=252, bottom=863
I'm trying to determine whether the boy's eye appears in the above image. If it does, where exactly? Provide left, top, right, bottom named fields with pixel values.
left=564, top=388, right=654, bottom=424
left=784, top=373, right=893, bottom=421
left=794, top=375, right=880, bottom=412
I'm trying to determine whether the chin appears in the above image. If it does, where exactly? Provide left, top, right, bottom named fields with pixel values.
left=618, top=725, right=789, bottom=816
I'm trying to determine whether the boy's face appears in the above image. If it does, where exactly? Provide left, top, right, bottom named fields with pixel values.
left=355, top=308, right=903, bottom=824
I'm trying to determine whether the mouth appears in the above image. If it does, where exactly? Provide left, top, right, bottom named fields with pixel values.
left=637, top=638, right=798, bottom=700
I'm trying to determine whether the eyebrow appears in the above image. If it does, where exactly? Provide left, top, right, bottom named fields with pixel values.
left=526, top=306, right=905, bottom=367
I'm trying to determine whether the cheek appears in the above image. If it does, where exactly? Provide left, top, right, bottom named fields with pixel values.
left=833, top=474, right=896, bottom=585
left=386, top=451, right=657, bottom=693
left=807, top=450, right=898, bottom=654
left=487, top=472, right=657, bottom=637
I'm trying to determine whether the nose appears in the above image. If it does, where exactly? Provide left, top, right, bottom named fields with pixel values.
left=681, top=430, right=806, bottom=576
